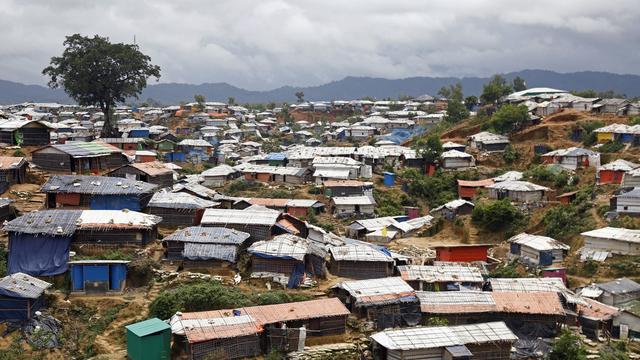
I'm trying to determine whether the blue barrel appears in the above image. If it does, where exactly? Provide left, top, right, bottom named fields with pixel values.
left=71, top=264, right=84, bottom=291
left=383, top=172, right=396, bottom=186
left=109, top=264, right=127, bottom=291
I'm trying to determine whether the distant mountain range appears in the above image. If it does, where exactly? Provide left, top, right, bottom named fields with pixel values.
left=2, top=69, right=640, bottom=105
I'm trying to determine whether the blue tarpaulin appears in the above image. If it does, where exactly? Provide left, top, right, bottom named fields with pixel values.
left=287, top=262, right=305, bottom=288
left=90, top=195, right=141, bottom=211
left=8, top=233, right=71, bottom=276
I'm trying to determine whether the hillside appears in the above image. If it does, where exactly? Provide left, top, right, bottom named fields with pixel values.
left=3, top=69, right=640, bottom=105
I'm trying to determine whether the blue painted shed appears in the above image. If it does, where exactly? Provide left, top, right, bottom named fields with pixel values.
left=383, top=172, right=396, bottom=186
left=69, top=260, right=129, bottom=293
left=129, top=129, right=150, bottom=138
left=620, top=133, right=634, bottom=143
left=165, top=152, right=185, bottom=163
left=0, top=273, right=51, bottom=321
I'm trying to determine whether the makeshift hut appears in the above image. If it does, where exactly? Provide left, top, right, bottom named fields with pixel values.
left=31, top=142, right=127, bottom=173
left=371, top=321, right=517, bottom=360
left=201, top=164, right=240, bottom=187
left=126, top=318, right=171, bottom=360
left=0, top=273, right=51, bottom=321
left=107, top=161, right=175, bottom=188
left=42, top=175, right=158, bottom=211
left=0, top=118, right=51, bottom=146
left=330, top=195, right=375, bottom=217
left=508, top=233, right=570, bottom=267
left=200, top=207, right=280, bottom=241
left=397, top=264, right=484, bottom=291
left=0, top=156, right=27, bottom=190
left=163, top=226, right=250, bottom=269
left=457, top=179, right=494, bottom=199
left=430, top=199, right=474, bottom=220
left=580, top=227, right=640, bottom=256
left=332, top=277, right=420, bottom=329
left=486, top=180, right=549, bottom=202
left=147, top=191, right=217, bottom=226
left=598, top=159, right=639, bottom=185
left=328, top=244, right=394, bottom=279
left=433, top=244, right=492, bottom=262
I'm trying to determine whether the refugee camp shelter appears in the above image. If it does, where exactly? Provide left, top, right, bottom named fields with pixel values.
left=433, top=244, right=492, bottom=262
left=42, top=175, right=158, bottom=211
left=31, top=142, right=127, bottom=173
left=397, top=264, right=485, bottom=291
left=69, top=260, right=129, bottom=294
left=147, top=191, right=217, bottom=226
left=611, top=187, right=640, bottom=215
left=73, top=210, right=161, bottom=246
left=330, top=195, right=376, bottom=217
left=467, top=131, right=510, bottom=152
left=163, top=226, right=250, bottom=269
left=332, top=277, right=420, bottom=329
left=201, top=164, right=240, bottom=187
left=596, top=278, right=640, bottom=306
left=541, top=147, right=600, bottom=170
left=457, top=178, right=494, bottom=199
left=328, top=244, right=394, bottom=279
left=622, top=168, right=640, bottom=188
left=0, top=198, right=14, bottom=223
left=430, top=199, right=474, bottom=220
left=580, top=227, right=640, bottom=255
left=0, top=273, right=51, bottom=321
left=126, top=318, right=171, bottom=360
left=0, top=156, right=27, bottom=190
left=108, top=161, right=175, bottom=188
left=170, top=298, right=350, bottom=359
left=508, top=233, right=570, bottom=266
left=200, top=207, right=280, bottom=241
left=0, top=118, right=51, bottom=146
left=486, top=180, right=549, bottom=202
left=370, top=321, right=517, bottom=360
left=440, top=150, right=475, bottom=170
left=598, top=159, right=639, bottom=185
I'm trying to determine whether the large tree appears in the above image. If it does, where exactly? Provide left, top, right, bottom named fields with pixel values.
left=480, top=74, right=512, bottom=104
left=43, top=34, right=161, bottom=137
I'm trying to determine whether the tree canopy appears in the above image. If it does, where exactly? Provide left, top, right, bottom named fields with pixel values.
left=485, top=104, right=530, bottom=134
left=438, top=83, right=464, bottom=101
left=512, top=76, right=527, bottom=92
left=480, top=74, right=512, bottom=104
left=549, top=329, right=587, bottom=360
left=43, top=34, right=161, bottom=137
left=413, top=133, right=443, bottom=164
left=295, top=91, right=305, bottom=103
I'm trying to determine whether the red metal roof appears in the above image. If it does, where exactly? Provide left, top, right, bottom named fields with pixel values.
left=492, top=291, right=565, bottom=315
left=323, top=180, right=365, bottom=187
left=577, top=298, right=619, bottom=321
left=457, top=179, right=495, bottom=187
left=249, top=198, right=290, bottom=207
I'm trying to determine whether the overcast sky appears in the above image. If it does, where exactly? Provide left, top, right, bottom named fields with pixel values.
left=1, top=0, right=638, bottom=90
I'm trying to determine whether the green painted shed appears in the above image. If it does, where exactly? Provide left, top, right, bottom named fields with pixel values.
left=125, top=318, right=171, bottom=360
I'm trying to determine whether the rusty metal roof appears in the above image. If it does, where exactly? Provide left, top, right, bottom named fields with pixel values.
left=492, top=291, right=565, bottom=316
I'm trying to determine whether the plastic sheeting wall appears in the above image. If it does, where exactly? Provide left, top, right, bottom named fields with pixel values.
left=8, top=233, right=71, bottom=276
left=90, top=195, right=141, bottom=211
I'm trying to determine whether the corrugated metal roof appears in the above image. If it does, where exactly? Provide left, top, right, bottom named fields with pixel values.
left=417, top=291, right=496, bottom=314
left=0, top=272, right=52, bottom=299
left=486, top=180, right=549, bottom=192
left=128, top=161, right=174, bottom=176
left=331, top=195, right=375, bottom=206
left=201, top=164, right=238, bottom=177
left=334, top=277, right=415, bottom=306
left=441, top=149, right=473, bottom=159
left=581, top=227, right=640, bottom=244
left=183, top=243, right=239, bottom=262
left=457, top=179, right=495, bottom=187
left=492, top=291, right=565, bottom=315
left=178, top=139, right=213, bottom=147
left=329, top=244, right=393, bottom=262
left=4, top=209, right=82, bottom=235
left=397, top=264, right=484, bottom=283
left=201, top=208, right=280, bottom=226
left=42, top=175, right=157, bottom=195
left=371, top=321, right=517, bottom=351
left=431, top=199, right=474, bottom=213
left=49, top=141, right=121, bottom=157
left=0, top=156, right=26, bottom=170
left=543, top=147, right=599, bottom=157
left=468, top=131, right=510, bottom=144
left=599, top=159, right=640, bottom=172
left=323, top=180, right=366, bottom=187
left=596, top=278, right=640, bottom=294
left=248, top=234, right=308, bottom=261
left=175, top=298, right=350, bottom=342
left=313, top=168, right=351, bottom=179
left=163, top=226, right=250, bottom=244
left=489, top=277, right=567, bottom=292
left=77, top=210, right=162, bottom=230
left=493, top=171, right=523, bottom=182
left=508, top=232, right=570, bottom=251
left=148, top=191, right=217, bottom=209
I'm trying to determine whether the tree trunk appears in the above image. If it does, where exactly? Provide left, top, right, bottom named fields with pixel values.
left=100, top=103, right=119, bottom=138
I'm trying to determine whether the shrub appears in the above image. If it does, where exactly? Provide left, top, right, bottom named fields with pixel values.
left=502, top=145, right=519, bottom=164
left=541, top=205, right=589, bottom=241
left=549, top=329, right=587, bottom=360
left=488, top=260, right=520, bottom=278
left=599, top=141, right=624, bottom=153
left=472, top=200, right=524, bottom=233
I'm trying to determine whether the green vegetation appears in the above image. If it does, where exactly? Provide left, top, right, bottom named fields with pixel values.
left=472, top=199, right=525, bottom=234
left=549, top=329, right=587, bottom=360
left=524, top=165, right=576, bottom=190
left=439, top=83, right=469, bottom=123
left=0, top=244, right=7, bottom=277
left=149, top=281, right=313, bottom=320
left=502, top=145, right=520, bottom=165
left=599, top=141, right=624, bottom=153
left=400, top=168, right=479, bottom=208
left=484, top=104, right=530, bottom=134
left=374, top=190, right=417, bottom=217
left=480, top=74, right=512, bottom=104
left=425, top=317, right=449, bottom=326
left=541, top=205, right=589, bottom=241
left=413, top=133, right=443, bottom=164
left=598, top=341, right=630, bottom=360
left=609, top=257, right=640, bottom=277
left=512, top=76, right=527, bottom=92
left=571, top=120, right=605, bottom=146
left=488, top=260, right=520, bottom=278
left=42, top=34, right=161, bottom=137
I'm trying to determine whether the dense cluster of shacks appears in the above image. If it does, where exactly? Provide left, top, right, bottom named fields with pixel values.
left=0, top=90, right=640, bottom=360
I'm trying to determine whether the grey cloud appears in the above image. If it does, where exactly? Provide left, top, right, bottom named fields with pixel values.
left=0, top=0, right=638, bottom=89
